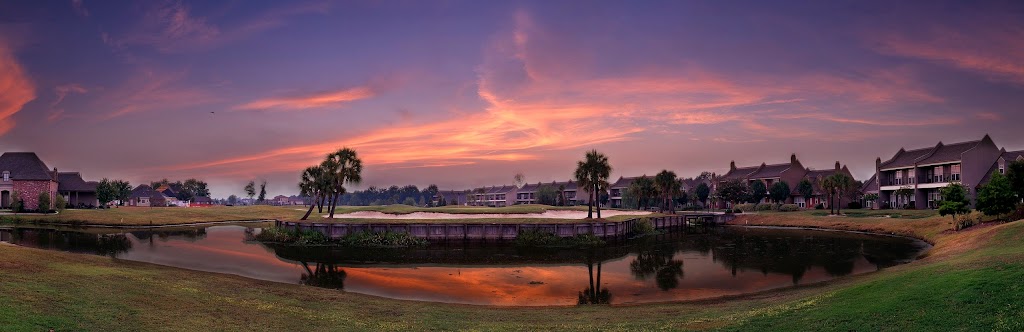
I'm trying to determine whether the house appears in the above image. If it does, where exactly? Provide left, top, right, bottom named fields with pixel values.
left=435, top=190, right=468, bottom=206
left=192, top=196, right=214, bottom=207
left=467, top=185, right=516, bottom=207
left=977, top=149, right=1024, bottom=194
left=514, top=182, right=542, bottom=205
left=716, top=154, right=807, bottom=206
left=57, top=172, right=99, bottom=208
left=608, top=176, right=639, bottom=208
left=792, top=162, right=856, bottom=209
left=875, top=135, right=1002, bottom=209
left=0, top=152, right=59, bottom=210
left=861, top=174, right=880, bottom=209
left=128, top=184, right=168, bottom=207
left=513, top=180, right=585, bottom=205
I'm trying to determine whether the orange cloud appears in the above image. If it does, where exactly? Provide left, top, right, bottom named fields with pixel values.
left=873, top=25, right=1024, bottom=84
left=234, top=86, right=376, bottom=111
left=0, top=42, right=36, bottom=136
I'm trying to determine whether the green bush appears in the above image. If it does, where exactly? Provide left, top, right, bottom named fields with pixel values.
left=725, top=209, right=734, bottom=214
left=815, top=203, right=825, bottom=210
left=339, top=230, right=426, bottom=248
left=632, top=217, right=656, bottom=236
left=847, top=201, right=863, bottom=209
left=514, top=229, right=605, bottom=248
left=733, top=208, right=742, bottom=213
left=255, top=227, right=329, bottom=246
left=778, top=204, right=800, bottom=212
left=953, top=211, right=984, bottom=231
left=755, top=204, right=777, bottom=211
left=54, top=195, right=67, bottom=213
left=734, top=203, right=757, bottom=212
left=9, top=191, right=22, bottom=213
left=37, top=192, right=51, bottom=213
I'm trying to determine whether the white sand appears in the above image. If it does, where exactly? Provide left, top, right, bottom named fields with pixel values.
left=325, top=210, right=651, bottom=219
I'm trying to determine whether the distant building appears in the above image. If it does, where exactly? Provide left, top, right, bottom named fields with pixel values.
left=608, top=176, right=639, bottom=208
left=57, top=172, right=99, bottom=208
left=716, top=154, right=856, bottom=209
left=467, top=185, right=516, bottom=207
left=128, top=184, right=168, bottom=207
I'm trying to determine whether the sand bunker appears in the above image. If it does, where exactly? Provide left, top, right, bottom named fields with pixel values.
left=326, top=210, right=651, bottom=219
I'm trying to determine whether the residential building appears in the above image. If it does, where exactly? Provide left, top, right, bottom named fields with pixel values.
left=514, top=180, right=584, bottom=205
left=435, top=190, right=468, bottom=206
left=608, top=176, right=638, bottom=208
left=0, top=152, right=59, bottom=210
left=57, top=172, right=99, bottom=208
left=716, top=155, right=856, bottom=209
left=514, top=182, right=542, bottom=205
left=977, top=149, right=1024, bottom=194
left=467, top=185, right=516, bottom=207
left=793, top=162, right=855, bottom=209
left=860, top=174, right=879, bottom=209
left=875, top=135, right=1002, bottom=209
left=128, top=184, right=168, bottom=207
left=192, top=196, right=214, bottom=207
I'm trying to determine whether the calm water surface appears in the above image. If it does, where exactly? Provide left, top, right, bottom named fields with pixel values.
left=0, top=225, right=928, bottom=306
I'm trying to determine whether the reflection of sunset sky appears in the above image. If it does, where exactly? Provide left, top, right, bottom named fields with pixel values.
left=75, top=226, right=908, bottom=306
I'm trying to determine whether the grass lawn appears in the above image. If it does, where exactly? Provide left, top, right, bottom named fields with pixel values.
left=1, top=212, right=1022, bottom=331
left=0, top=204, right=649, bottom=227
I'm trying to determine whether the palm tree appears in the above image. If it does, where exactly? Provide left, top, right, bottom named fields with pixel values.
left=299, top=165, right=334, bottom=220
left=830, top=173, right=854, bottom=215
left=322, top=148, right=363, bottom=219
left=574, top=150, right=612, bottom=219
left=654, top=170, right=681, bottom=214
left=819, top=175, right=836, bottom=215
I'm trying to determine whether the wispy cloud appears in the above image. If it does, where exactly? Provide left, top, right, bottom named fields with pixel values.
left=234, top=85, right=378, bottom=111
left=52, top=83, right=87, bottom=107
left=0, top=42, right=36, bottom=136
left=100, top=67, right=220, bottom=119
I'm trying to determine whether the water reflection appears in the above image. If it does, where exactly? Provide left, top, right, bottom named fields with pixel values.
left=0, top=225, right=929, bottom=306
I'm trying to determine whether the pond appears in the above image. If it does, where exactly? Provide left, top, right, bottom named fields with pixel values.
left=0, top=224, right=929, bottom=306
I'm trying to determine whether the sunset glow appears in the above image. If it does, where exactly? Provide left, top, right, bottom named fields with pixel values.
left=2, top=0, right=1023, bottom=196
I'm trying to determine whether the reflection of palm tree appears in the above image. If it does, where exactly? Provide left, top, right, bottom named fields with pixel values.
left=300, top=262, right=347, bottom=290
left=578, top=261, right=611, bottom=304
left=630, top=247, right=684, bottom=291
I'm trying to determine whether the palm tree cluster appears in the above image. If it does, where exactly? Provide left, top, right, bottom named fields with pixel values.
left=298, top=148, right=363, bottom=220
left=653, top=170, right=683, bottom=214
left=819, top=173, right=855, bottom=215
left=575, top=150, right=612, bottom=219
left=627, top=176, right=657, bottom=211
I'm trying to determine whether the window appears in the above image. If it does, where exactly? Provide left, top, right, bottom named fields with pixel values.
left=908, top=169, right=916, bottom=184
left=951, top=164, right=961, bottom=182
left=2, top=171, right=8, bottom=182
left=999, top=160, right=1005, bottom=174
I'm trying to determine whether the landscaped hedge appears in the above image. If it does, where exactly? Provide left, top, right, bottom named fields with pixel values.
left=778, top=204, right=800, bottom=212
left=735, top=203, right=757, bottom=211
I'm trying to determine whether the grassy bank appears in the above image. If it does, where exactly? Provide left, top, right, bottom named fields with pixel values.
left=1, top=212, right=1022, bottom=331
left=0, top=204, right=647, bottom=227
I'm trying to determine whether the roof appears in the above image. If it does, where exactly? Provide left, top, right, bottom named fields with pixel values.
left=0, top=152, right=55, bottom=181
left=916, top=139, right=984, bottom=165
left=609, top=176, right=640, bottom=189
left=748, top=163, right=792, bottom=179
left=720, top=166, right=758, bottom=180
left=131, top=185, right=163, bottom=199
left=57, top=172, right=96, bottom=192
left=879, top=147, right=933, bottom=170
left=193, top=196, right=213, bottom=203
left=1004, top=150, right=1024, bottom=162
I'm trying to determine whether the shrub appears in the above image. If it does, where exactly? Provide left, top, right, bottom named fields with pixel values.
left=632, top=217, right=656, bottom=236
left=724, top=208, right=734, bottom=214
left=735, top=203, right=756, bottom=212
left=37, top=192, right=52, bottom=213
left=778, top=204, right=800, bottom=212
left=815, top=203, right=825, bottom=210
left=514, top=229, right=604, bottom=248
left=847, top=201, right=863, bottom=209
left=339, top=231, right=426, bottom=248
left=54, top=195, right=67, bottom=213
left=954, top=211, right=984, bottom=231
left=9, top=191, right=22, bottom=213
left=755, top=203, right=776, bottom=211
left=255, top=227, right=329, bottom=246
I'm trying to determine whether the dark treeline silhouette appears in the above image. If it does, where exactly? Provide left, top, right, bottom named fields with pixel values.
left=335, top=184, right=440, bottom=207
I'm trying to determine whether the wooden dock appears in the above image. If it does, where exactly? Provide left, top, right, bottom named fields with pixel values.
left=276, top=212, right=733, bottom=241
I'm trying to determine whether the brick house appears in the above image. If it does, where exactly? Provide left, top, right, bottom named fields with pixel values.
left=715, top=154, right=857, bottom=209
left=0, top=152, right=59, bottom=211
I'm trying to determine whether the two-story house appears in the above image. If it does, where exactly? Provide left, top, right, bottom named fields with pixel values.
left=875, top=135, right=1001, bottom=209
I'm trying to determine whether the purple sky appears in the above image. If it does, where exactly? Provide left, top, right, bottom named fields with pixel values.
left=2, top=0, right=1023, bottom=197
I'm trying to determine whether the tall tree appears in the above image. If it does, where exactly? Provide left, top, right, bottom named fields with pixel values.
left=227, top=195, right=238, bottom=205
left=977, top=172, right=1016, bottom=218
left=574, top=150, right=612, bottom=219
left=938, top=183, right=971, bottom=227
left=298, top=165, right=331, bottom=220
left=323, top=148, right=363, bottom=218
left=536, top=185, right=559, bottom=206
left=628, top=176, right=655, bottom=211
left=258, top=181, right=267, bottom=203
left=769, top=181, right=791, bottom=204
left=113, top=180, right=132, bottom=206
left=819, top=176, right=837, bottom=214
left=797, top=179, right=814, bottom=207
left=829, top=173, right=855, bottom=214
left=513, top=172, right=525, bottom=188
left=749, top=181, right=767, bottom=204
left=654, top=170, right=681, bottom=214
left=244, top=181, right=256, bottom=203
left=717, top=179, right=749, bottom=208
left=96, top=178, right=116, bottom=207
left=695, top=182, right=710, bottom=210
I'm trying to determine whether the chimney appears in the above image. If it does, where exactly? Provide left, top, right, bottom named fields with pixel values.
left=835, top=161, right=841, bottom=171
left=791, top=154, right=797, bottom=164
left=53, top=167, right=58, bottom=181
left=730, top=161, right=736, bottom=171
left=875, top=157, right=881, bottom=171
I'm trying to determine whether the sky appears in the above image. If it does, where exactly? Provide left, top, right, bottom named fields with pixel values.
left=1, top=0, right=1023, bottom=198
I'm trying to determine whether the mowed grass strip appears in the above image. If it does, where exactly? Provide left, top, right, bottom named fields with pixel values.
left=1, top=214, right=1023, bottom=331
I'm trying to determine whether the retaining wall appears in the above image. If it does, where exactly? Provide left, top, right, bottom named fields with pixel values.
left=276, top=213, right=734, bottom=241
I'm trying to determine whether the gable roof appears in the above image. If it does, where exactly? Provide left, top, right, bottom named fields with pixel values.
left=131, top=184, right=163, bottom=199
left=609, top=176, right=640, bottom=189
left=57, top=172, right=96, bottom=192
left=916, top=139, right=984, bottom=165
left=1004, top=150, right=1024, bottom=162
left=861, top=174, right=879, bottom=193
left=0, top=152, right=55, bottom=181
left=879, top=147, right=933, bottom=170
left=748, top=163, right=793, bottom=179
left=720, top=166, right=758, bottom=180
